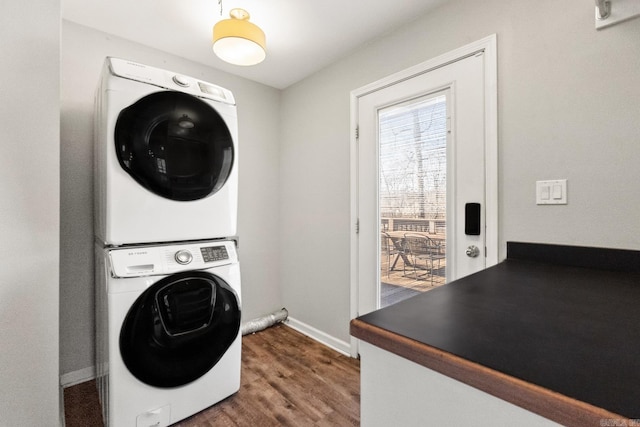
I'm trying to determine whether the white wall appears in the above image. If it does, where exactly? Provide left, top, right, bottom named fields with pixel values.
left=60, top=21, right=282, bottom=377
left=279, top=0, right=640, bottom=345
left=0, top=0, right=61, bottom=424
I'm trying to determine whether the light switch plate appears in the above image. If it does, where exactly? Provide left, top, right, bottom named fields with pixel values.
left=536, top=179, right=567, bottom=205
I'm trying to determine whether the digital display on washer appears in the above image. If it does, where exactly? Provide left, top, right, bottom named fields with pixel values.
left=200, top=245, right=229, bottom=262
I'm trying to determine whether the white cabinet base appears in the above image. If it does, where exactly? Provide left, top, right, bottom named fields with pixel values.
left=359, top=341, right=559, bottom=427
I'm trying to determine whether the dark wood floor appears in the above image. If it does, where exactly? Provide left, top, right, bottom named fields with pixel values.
left=64, top=324, right=360, bottom=426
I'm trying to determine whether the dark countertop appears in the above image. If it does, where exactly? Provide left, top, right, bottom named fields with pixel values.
left=352, top=242, right=640, bottom=424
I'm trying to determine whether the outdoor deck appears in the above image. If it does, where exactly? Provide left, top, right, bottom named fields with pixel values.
left=380, top=250, right=446, bottom=308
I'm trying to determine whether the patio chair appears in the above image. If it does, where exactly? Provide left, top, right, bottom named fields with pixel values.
left=381, top=231, right=399, bottom=277
left=403, top=233, right=445, bottom=285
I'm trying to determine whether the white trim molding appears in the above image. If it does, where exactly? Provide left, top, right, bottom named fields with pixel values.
left=285, top=318, right=352, bottom=357
left=60, top=365, right=96, bottom=388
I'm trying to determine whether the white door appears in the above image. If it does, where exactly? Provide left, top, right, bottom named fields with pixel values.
left=352, top=36, right=498, bottom=322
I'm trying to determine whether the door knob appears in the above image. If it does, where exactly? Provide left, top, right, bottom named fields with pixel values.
left=466, top=245, right=480, bottom=258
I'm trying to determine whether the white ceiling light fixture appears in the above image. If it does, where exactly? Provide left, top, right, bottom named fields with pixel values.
left=213, top=8, right=266, bottom=66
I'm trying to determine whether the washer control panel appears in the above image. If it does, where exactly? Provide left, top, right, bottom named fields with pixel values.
left=109, top=240, right=237, bottom=278
left=200, top=245, right=229, bottom=263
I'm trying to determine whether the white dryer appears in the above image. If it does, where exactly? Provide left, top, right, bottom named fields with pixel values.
left=95, top=239, right=241, bottom=427
left=94, top=57, right=238, bottom=245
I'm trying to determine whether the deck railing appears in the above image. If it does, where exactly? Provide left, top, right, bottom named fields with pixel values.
left=381, top=217, right=445, bottom=234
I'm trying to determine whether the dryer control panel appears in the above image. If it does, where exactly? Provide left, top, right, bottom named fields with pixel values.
left=107, top=57, right=236, bottom=105
left=108, top=240, right=237, bottom=278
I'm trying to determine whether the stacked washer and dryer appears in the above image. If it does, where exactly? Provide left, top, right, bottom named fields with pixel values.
left=94, top=57, right=242, bottom=427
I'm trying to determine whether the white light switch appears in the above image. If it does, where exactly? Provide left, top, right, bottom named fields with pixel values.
left=536, top=179, right=567, bottom=205
left=540, top=185, right=550, bottom=200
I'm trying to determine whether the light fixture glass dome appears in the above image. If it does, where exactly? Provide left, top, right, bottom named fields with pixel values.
left=213, top=8, right=266, bottom=66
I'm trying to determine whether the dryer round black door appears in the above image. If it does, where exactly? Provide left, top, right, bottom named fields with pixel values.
left=119, top=270, right=241, bottom=388
left=115, top=91, right=234, bottom=201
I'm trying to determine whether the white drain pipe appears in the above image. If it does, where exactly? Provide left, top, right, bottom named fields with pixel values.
left=241, top=308, right=289, bottom=336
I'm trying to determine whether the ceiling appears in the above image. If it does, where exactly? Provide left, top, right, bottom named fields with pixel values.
left=62, top=0, right=446, bottom=89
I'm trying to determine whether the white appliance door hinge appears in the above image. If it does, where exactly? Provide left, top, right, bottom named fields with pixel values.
left=355, top=126, right=359, bottom=140
left=356, top=218, right=360, bottom=234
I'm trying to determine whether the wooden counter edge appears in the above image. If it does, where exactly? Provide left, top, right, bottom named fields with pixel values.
left=350, top=318, right=627, bottom=427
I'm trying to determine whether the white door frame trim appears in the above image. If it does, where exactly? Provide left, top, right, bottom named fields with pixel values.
left=349, top=34, right=498, bottom=357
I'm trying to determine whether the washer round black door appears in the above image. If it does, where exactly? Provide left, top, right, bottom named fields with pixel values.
left=115, top=91, right=234, bottom=201
left=120, top=270, right=241, bottom=388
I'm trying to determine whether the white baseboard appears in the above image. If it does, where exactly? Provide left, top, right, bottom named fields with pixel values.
left=60, top=366, right=95, bottom=388
left=284, top=317, right=352, bottom=356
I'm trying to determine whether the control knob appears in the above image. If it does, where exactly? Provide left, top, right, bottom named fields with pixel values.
left=174, top=249, right=193, bottom=265
left=172, top=75, right=190, bottom=87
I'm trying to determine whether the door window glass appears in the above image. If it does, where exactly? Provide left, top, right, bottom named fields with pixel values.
left=379, top=94, right=447, bottom=308
left=115, top=91, right=234, bottom=201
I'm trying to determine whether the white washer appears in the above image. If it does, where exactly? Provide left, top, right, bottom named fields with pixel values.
left=95, top=239, right=241, bottom=427
left=94, top=57, right=238, bottom=245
